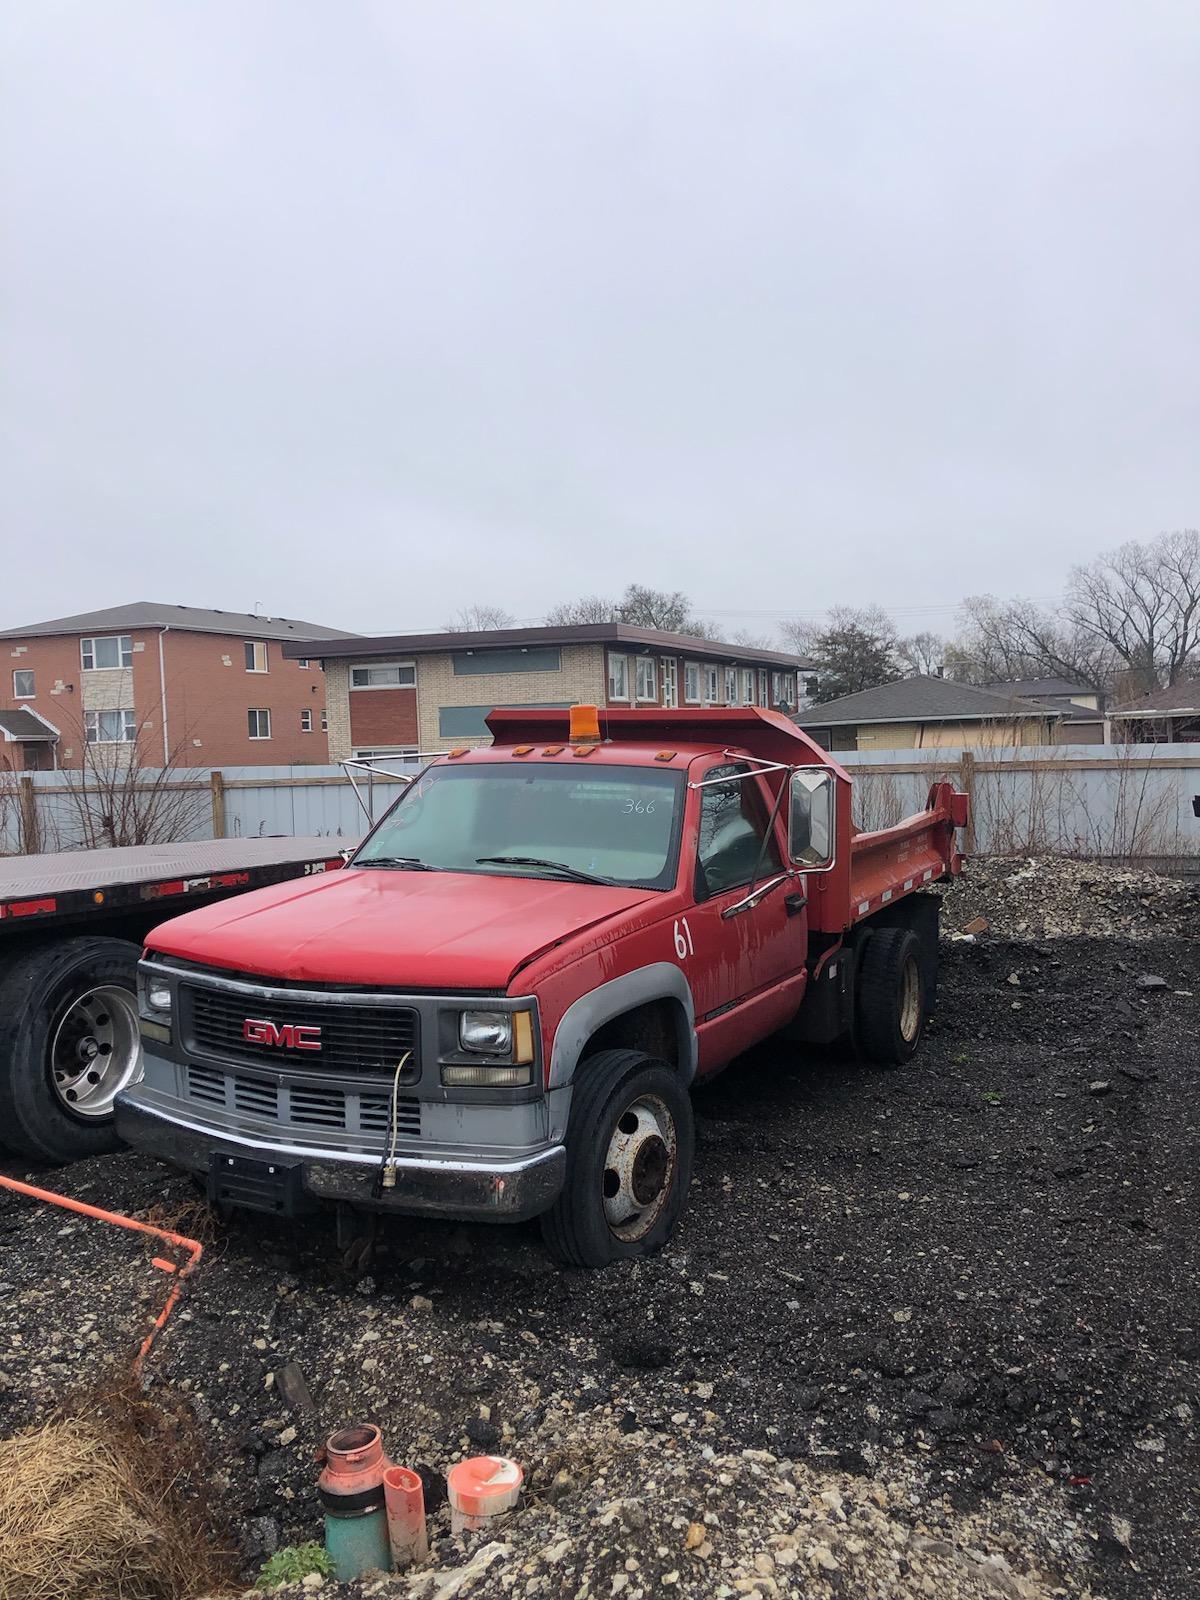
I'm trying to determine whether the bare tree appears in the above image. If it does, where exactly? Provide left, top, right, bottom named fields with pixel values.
left=57, top=714, right=211, bottom=849
left=895, top=629, right=946, bottom=677
left=443, top=603, right=517, bottom=631
left=544, top=595, right=620, bottom=625
left=948, top=595, right=1111, bottom=689
left=1066, top=530, right=1200, bottom=692
left=616, top=585, right=715, bottom=636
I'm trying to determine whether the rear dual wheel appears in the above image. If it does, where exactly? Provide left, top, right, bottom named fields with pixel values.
left=541, top=1049, right=694, bottom=1268
left=856, top=926, right=927, bottom=1065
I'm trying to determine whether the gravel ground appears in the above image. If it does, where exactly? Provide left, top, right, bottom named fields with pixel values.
left=1, top=862, right=1197, bottom=1600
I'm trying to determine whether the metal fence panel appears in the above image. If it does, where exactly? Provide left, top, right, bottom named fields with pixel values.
left=4, top=747, right=1199, bottom=860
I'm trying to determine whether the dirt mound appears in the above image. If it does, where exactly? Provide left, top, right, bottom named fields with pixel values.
left=942, top=855, right=1197, bottom=940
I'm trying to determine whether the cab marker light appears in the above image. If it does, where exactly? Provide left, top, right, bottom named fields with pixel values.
left=541, top=744, right=565, bottom=756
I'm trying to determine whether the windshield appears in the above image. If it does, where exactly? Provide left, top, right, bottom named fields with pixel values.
left=353, top=761, right=685, bottom=889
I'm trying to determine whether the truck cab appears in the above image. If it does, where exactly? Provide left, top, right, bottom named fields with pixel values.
left=117, top=706, right=965, bottom=1265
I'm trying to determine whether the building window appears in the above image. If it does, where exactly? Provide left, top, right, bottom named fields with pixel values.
left=85, top=708, right=136, bottom=743
left=438, top=702, right=573, bottom=739
left=248, top=708, right=272, bottom=739
left=12, top=669, right=34, bottom=698
left=758, top=669, right=769, bottom=706
left=296, top=657, right=310, bottom=668
left=320, top=708, right=328, bottom=732
left=350, top=662, right=416, bottom=688
left=352, top=747, right=419, bottom=760
left=741, top=668, right=755, bottom=705
left=661, top=658, right=678, bottom=708
left=300, top=708, right=313, bottom=732
left=634, top=656, right=657, bottom=702
left=724, top=666, right=738, bottom=705
left=703, top=665, right=720, bottom=704
left=452, top=646, right=561, bottom=676
left=684, top=661, right=701, bottom=703
left=608, top=653, right=630, bottom=701
left=81, top=634, right=133, bottom=670
left=244, top=640, right=268, bottom=673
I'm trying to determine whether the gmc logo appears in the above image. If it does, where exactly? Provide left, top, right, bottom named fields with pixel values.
left=242, top=1017, right=322, bottom=1051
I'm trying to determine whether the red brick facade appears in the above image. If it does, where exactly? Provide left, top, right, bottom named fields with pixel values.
left=348, top=687, right=419, bottom=750
left=1, top=628, right=330, bottom=769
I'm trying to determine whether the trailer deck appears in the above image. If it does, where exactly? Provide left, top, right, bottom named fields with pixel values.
left=0, top=836, right=353, bottom=929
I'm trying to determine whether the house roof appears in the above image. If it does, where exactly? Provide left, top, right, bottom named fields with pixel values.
left=284, top=622, right=816, bottom=671
left=0, top=707, right=59, bottom=742
left=0, top=602, right=358, bottom=642
left=1110, top=680, right=1200, bottom=718
left=986, top=676, right=1096, bottom=699
left=798, top=675, right=1068, bottom=728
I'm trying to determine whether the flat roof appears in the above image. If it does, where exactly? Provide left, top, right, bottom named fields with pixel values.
left=283, top=621, right=815, bottom=671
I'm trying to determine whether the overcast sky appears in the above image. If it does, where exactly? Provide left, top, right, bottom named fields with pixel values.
left=3, top=2, right=1197, bottom=642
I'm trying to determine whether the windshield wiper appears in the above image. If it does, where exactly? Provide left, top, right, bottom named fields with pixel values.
left=354, top=855, right=436, bottom=871
left=475, top=855, right=617, bottom=886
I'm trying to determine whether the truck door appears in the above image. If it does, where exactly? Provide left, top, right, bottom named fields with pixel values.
left=684, top=760, right=808, bottom=1073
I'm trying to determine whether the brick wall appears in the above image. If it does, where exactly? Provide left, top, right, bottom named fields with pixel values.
left=415, top=643, right=606, bottom=749
left=348, top=687, right=419, bottom=749
left=1, top=629, right=332, bottom=768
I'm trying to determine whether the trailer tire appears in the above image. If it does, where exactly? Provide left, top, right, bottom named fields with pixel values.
left=0, top=936, right=142, bottom=1163
left=856, top=926, right=926, bottom=1066
left=541, top=1049, right=693, bottom=1268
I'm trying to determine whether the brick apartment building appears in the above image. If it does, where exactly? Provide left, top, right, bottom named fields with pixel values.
left=0, top=602, right=356, bottom=770
left=284, top=623, right=818, bottom=761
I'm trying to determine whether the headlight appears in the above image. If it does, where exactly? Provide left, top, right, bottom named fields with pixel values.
left=459, top=1011, right=512, bottom=1055
left=138, top=972, right=172, bottom=1021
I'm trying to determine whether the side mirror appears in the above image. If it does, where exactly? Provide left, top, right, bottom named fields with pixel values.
left=788, top=768, right=836, bottom=871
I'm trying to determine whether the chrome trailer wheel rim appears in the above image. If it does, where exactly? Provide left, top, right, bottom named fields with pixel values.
left=601, top=1093, right=678, bottom=1242
left=49, top=985, right=142, bottom=1118
left=898, top=955, right=922, bottom=1043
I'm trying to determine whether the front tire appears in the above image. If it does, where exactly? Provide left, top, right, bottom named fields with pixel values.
left=0, top=936, right=143, bottom=1163
left=855, top=926, right=927, bottom=1066
left=541, top=1049, right=694, bottom=1268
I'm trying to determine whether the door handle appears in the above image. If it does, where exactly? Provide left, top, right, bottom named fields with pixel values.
left=784, top=892, right=807, bottom=917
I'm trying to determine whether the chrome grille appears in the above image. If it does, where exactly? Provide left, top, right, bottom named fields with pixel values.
left=184, top=984, right=418, bottom=1079
left=183, top=1064, right=420, bottom=1138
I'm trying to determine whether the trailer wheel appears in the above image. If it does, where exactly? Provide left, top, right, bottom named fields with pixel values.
left=856, top=926, right=926, bottom=1066
left=541, top=1049, right=694, bottom=1268
left=0, top=937, right=143, bottom=1163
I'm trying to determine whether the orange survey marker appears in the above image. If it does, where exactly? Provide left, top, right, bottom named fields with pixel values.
left=0, top=1174, right=204, bottom=1374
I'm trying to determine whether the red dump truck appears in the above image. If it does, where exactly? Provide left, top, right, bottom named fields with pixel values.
left=116, top=707, right=968, bottom=1265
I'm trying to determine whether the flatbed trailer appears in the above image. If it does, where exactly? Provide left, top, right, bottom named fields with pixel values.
left=0, top=836, right=352, bottom=1163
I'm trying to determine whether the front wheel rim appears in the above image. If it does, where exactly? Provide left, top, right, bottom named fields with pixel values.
left=898, top=955, right=922, bottom=1043
left=49, top=985, right=142, bottom=1118
left=601, top=1093, right=678, bottom=1242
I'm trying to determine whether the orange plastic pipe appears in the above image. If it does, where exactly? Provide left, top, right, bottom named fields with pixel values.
left=0, top=1173, right=204, bottom=1373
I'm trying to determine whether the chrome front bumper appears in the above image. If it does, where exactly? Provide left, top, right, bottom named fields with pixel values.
left=115, top=1090, right=566, bottom=1222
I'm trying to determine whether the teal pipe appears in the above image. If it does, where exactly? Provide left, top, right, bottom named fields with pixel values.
left=324, top=1505, right=393, bottom=1581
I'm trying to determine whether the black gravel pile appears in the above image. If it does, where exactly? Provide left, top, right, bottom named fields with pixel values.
left=2, top=925, right=1197, bottom=1598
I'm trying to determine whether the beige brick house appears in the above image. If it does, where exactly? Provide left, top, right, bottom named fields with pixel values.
left=286, top=624, right=818, bottom=762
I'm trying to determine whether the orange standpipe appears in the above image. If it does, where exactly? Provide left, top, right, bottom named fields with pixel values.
left=0, top=1174, right=204, bottom=1374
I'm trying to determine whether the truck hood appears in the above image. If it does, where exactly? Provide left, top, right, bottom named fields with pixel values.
left=145, top=866, right=655, bottom=990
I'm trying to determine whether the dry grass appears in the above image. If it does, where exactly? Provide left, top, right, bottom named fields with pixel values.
left=0, top=1379, right=237, bottom=1600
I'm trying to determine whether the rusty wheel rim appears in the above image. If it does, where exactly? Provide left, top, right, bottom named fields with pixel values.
left=898, top=954, right=922, bottom=1044
left=601, top=1093, right=677, bottom=1243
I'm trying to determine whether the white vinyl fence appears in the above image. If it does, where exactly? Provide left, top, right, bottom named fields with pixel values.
left=3, top=747, right=1199, bottom=862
